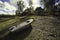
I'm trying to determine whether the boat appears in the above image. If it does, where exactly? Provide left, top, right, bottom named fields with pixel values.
left=9, top=19, right=33, bottom=32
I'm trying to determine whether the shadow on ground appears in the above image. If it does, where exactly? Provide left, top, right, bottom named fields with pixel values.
left=0, top=25, right=32, bottom=40
left=50, top=16, right=60, bottom=40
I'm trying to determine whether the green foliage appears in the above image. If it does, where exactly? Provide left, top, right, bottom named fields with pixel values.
left=16, top=1, right=25, bottom=16
left=42, top=0, right=55, bottom=15
left=29, top=0, right=32, bottom=7
left=17, top=1, right=24, bottom=12
left=0, top=18, right=17, bottom=31
left=16, top=0, right=35, bottom=16
left=21, top=7, right=35, bottom=16
left=16, top=10, right=20, bottom=16
left=35, top=7, right=45, bottom=16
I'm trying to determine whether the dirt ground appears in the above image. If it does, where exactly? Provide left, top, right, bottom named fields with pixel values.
left=0, top=16, right=60, bottom=40
left=24, top=16, right=60, bottom=40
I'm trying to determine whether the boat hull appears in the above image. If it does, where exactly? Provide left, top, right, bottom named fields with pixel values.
left=9, top=19, right=33, bottom=32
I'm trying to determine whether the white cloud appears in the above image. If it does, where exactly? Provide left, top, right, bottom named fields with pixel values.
left=10, top=0, right=20, bottom=8
left=22, top=0, right=44, bottom=10
left=0, top=1, right=17, bottom=15
left=55, top=0, right=60, bottom=5
left=32, top=0, right=44, bottom=9
left=0, top=1, right=3, bottom=4
left=6, top=0, right=44, bottom=13
left=9, top=0, right=44, bottom=11
left=4, top=2, right=16, bottom=10
left=21, top=0, right=30, bottom=10
left=0, top=0, right=45, bottom=15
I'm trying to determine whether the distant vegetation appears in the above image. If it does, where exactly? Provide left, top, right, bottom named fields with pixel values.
left=0, top=15, right=16, bottom=18
left=0, top=0, right=59, bottom=16
left=15, top=0, right=60, bottom=16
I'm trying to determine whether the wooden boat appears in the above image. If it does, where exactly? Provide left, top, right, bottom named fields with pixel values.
left=9, top=19, right=33, bottom=32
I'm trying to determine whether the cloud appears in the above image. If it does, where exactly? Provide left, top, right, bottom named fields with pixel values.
left=22, top=0, right=44, bottom=10
left=32, top=0, right=44, bottom=9
left=0, top=1, right=17, bottom=15
left=21, top=0, right=30, bottom=10
left=55, top=0, right=60, bottom=5
left=9, top=0, right=44, bottom=10
left=10, top=0, right=20, bottom=8
left=0, top=0, right=44, bottom=15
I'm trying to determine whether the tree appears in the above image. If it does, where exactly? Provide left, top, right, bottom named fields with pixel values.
left=29, top=0, right=32, bottom=7
left=29, top=0, right=35, bottom=15
left=16, top=0, right=34, bottom=16
left=16, top=1, right=24, bottom=16
left=42, top=0, right=55, bottom=15
left=23, top=7, right=34, bottom=16
left=35, top=7, right=45, bottom=15
left=17, top=1, right=24, bottom=13
left=16, top=10, right=20, bottom=16
left=42, top=0, right=55, bottom=8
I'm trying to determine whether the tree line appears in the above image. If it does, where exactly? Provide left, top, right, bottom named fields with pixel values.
left=16, top=0, right=60, bottom=16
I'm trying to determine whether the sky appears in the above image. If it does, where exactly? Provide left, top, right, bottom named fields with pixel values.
left=55, top=0, right=60, bottom=5
left=0, top=0, right=17, bottom=15
left=9, top=0, right=60, bottom=9
left=0, top=0, right=44, bottom=15
left=0, top=0, right=60, bottom=15
left=0, top=0, right=45, bottom=9
left=0, top=0, right=10, bottom=2
left=21, top=0, right=44, bottom=10
left=9, top=0, right=60, bottom=8
left=32, top=0, right=44, bottom=9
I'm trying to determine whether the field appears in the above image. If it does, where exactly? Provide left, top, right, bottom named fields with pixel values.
left=25, top=16, right=60, bottom=40
left=0, top=16, right=60, bottom=40
left=0, top=17, right=18, bottom=31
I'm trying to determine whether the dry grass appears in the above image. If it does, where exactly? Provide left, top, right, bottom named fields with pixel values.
left=0, top=17, right=19, bottom=31
left=0, top=16, right=60, bottom=40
